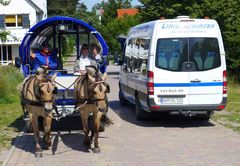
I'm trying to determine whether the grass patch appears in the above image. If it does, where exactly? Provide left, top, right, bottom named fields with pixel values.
left=0, top=66, right=24, bottom=152
left=0, top=103, right=24, bottom=150
left=0, top=66, right=23, bottom=104
left=212, top=79, right=240, bottom=134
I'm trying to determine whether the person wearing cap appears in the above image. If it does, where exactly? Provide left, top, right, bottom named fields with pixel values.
left=30, top=42, right=58, bottom=71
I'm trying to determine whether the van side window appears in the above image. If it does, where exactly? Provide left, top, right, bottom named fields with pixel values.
left=125, top=38, right=133, bottom=72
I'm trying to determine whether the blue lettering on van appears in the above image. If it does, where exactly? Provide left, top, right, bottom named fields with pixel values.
left=162, top=23, right=180, bottom=29
left=161, top=23, right=214, bottom=30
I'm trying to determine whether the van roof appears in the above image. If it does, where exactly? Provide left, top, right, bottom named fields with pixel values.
left=132, top=16, right=218, bottom=29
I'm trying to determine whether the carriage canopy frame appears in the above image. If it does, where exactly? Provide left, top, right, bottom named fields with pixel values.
left=19, top=16, right=108, bottom=76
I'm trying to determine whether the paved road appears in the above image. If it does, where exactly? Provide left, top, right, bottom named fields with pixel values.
left=3, top=65, right=240, bottom=166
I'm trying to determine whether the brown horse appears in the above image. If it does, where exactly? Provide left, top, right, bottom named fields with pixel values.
left=74, top=66, right=112, bottom=153
left=20, top=68, right=58, bottom=157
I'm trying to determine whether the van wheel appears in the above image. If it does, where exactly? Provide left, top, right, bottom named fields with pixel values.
left=135, top=96, right=147, bottom=121
left=119, top=85, right=128, bottom=105
left=197, top=111, right=213, bottom=121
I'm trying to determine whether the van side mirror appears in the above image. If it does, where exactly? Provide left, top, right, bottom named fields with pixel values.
left=14, top=57, right=22, bottom=68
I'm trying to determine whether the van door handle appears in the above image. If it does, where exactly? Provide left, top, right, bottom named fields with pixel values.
left=190, top=79, right=201, bottom=83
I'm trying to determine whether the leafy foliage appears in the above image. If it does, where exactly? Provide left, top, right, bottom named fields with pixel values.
left=97, top=15, right=140, bottom=54
left=0, top=30, right=10, bottom=42
left=0, top=0, right=11, bottom=6
left=92, top=0, right=140, bottom=55
left=138, top=0, right=240, bottom=73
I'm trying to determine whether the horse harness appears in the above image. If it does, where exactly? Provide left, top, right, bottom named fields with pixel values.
left=21, top=75, right=57, bottom=110
left=75, top=73, right=108, bottom=107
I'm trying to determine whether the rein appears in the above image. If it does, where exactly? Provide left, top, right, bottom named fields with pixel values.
left=75, top=75, right=106, bottom=105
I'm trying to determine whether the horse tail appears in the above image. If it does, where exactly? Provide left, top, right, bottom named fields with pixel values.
left=101, top=114, right=113, bottom=127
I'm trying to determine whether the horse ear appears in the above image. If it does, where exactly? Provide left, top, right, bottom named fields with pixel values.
left=51, top=72, right=58, bottom=81
left=101, top=72, right=108, bottom=81
left=105, top=83, right=110, bottom=93
left=88, top=74, right=95, bottom=82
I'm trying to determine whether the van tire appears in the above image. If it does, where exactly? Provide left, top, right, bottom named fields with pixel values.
left=135, top=96, right=147, bottom=121
left=119, top=85, right=128, bottom=105
left=196, top=111, right=212, bottom=121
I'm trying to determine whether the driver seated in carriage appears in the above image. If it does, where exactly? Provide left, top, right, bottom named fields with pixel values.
left=30, top=41, right=60, bottom=72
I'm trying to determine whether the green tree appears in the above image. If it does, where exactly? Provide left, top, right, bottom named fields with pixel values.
left=138, top=0, right=201, bottom=20
left=0, top=0, right=10, bottom=6
left=138, top=0, right=240, bottom=73
left=47, top=0, right=79, bottom=17
left=0, top=1, right=11, bottom=49
left=193, top=0, right=240, bottom=73
left=98, top=15, right=140, bottom=54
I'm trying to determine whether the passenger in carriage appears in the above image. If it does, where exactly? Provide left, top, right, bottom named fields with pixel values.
left=74, top=43, right=98, bottom=74
left=30, top=41, right=59, bottom=71
left=91, top=44, right=102, bottom=63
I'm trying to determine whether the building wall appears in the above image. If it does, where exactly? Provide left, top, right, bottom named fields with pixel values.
left=0, top=0, right=47, bottom=65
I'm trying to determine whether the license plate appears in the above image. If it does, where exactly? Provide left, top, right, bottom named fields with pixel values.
left=159, top=98, right=183, bottom=104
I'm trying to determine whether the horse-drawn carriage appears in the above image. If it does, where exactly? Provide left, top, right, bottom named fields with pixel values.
left=15, top=16, right=111, bottom=156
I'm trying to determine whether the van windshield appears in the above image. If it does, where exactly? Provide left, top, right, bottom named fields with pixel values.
left=155, top=38, right=221, bottom=71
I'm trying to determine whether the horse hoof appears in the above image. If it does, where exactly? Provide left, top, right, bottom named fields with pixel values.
left=43, top=145, right=50, bottom=150
left=43, top=143, right=51, bottom=150
left=92, top=148, right=101, bottom=153
left=35, top=151, right=43, bottom=158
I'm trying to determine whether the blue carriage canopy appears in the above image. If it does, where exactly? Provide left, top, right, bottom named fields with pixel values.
left=20, top=16, right=108, bottom=75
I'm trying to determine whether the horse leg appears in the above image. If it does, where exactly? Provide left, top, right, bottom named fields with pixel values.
left=92, top=112, right=103, bottom=153
left=43, top=114, right=52, bottom=150
left=80, top=111, right=90, bottom=147
left=31, top=114, right=42, bottom=157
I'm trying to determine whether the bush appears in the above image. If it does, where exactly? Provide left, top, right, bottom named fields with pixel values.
left=0, top=66, right=23, bottom=104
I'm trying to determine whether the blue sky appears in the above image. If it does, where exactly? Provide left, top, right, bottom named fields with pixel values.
left=81, top=0, right=141, bottom=11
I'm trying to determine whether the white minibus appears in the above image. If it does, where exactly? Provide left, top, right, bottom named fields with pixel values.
left=119, top=16, right=227, bottom=120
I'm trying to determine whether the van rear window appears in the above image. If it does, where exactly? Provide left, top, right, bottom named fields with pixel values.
left=155, top=38, right=221, bottom=71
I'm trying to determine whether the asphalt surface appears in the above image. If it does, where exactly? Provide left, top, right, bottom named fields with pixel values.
left=2, top=64, right=240, bottom=166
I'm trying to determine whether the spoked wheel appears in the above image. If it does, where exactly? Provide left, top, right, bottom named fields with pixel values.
left=135, top=95, right=147, bottom=121
left=119, top=84, right=128, bottom=105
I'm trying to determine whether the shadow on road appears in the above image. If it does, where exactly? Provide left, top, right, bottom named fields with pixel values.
left=109, top=100, right=215, bottom=128
left=58, top=132, right=89, bottom=153
left=12, top=131, right=90, bottom=156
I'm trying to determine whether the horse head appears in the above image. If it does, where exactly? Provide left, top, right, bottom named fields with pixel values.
left=35, top=71, right=58, bottom=112
left=85, top=66, right=110, bottom=113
